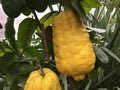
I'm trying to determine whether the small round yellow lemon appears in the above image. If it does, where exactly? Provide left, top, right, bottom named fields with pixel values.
left=24, top=68, right=61, bottom=90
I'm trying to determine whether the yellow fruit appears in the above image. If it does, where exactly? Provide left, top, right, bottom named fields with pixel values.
left=24, top=68, right=61, bottom=90
left=52, top=10, right=96, bottom=81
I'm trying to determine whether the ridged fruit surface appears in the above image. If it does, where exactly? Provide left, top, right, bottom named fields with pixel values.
left=24, top=68, right=61, bottom=90
left=52, top=10, right=96, bottom=81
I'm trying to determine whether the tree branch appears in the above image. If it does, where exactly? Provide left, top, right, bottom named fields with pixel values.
left=28, top=3, right=50, bottom=62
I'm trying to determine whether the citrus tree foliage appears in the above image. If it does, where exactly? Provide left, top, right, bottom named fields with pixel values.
left=0, top=0, right=120, bottom=90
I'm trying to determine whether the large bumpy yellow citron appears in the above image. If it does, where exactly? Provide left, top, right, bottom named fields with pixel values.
left=24, top=68, right=61, bottom=90
left=52, top=10, right=96, bottom=81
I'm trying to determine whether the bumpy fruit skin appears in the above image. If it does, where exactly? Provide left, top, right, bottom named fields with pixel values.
left=52, top=10, right=96, bottom=81
left=24, top=68, right=61, bottom=90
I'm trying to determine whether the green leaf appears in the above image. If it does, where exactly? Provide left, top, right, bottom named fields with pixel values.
left=94, top=46, right=109, bottom=63
left=0, top=42, right=12, bottom=57
left=99, top=9, right=111, bottom=28
left=0, top=48, right=11, bottom=57
left=80, top=0, right=100, bottom=8
left=72, top=0, right=100, bottom=16
left=23, top=46, right=41, bottom=60
left=48, top=0, right=59, bottom=5
left=40, top=11, right=58, bottom=29
left=5, top=18, right=17, bottom=50
left=18, top=18, right=38, bottom=49
left=89, top=14, right=102, bottom=28
left=71, top=0, right=87, bottom=22
left=88, top=69, right=98, bottom=81
left=6, top=62, right=35, bottom=86
left=0, top=50, right=4, bottom=57
left=81, top=0, right=100, bottom=14
left=27, top=0, right=48, bottom=12
left=10, top=81, right=20, bottom=90
left=1, top=0, right=25, bottom=18
left=48, top=0, right=71, bottom=6
left=22, top=6, right=31, bottom=16
left=101, top=47, right=120, bottom=63
left=0, top=78, right=4, bottom=90
left=72, top=79, right=85, bottom=90
left=85, top=80, right=92, bottom=90
left=117, top=87, right=120, bottom=90
left=0, top=52, right=14, bottom=74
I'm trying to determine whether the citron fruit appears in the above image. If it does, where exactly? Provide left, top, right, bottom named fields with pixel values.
left=52, top=10, right=96, bottom=81
left=24, top=68, right=61, bottom=90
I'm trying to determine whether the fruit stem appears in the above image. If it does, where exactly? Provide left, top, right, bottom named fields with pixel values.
left=36, top=61, right=45, bottom=76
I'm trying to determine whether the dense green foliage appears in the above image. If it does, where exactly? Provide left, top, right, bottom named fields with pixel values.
left=0, top=0, right=120, bottom=90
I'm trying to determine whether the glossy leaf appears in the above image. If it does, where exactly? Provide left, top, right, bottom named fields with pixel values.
left=88, top=69, right=98, bottom=81
left=85, top=80, right=92, bottom=90
left=22, top=6, right=31, bottom=16
left=5, top=18, right=17, bottom=50
left=94, top=46, right=109, bottom=63
left=0, top=52, right=14, bottom=74
left=0, top=48, right=12, bottom=57
left=11, top=81, right=20, bottom=90
left=80, top=0, right=100, bottom=9
left=0, top=42, right=12, bottom=57
left=1, top=0, right=25, bottom=18
left=48, top=0, right=59, bottom=5
left=40, top=11, right=58, bottom=29
left=83, top=0, right=99, bottom=14
left=18, top=18, right=38, bottom=49
left=117, top=87, right=120, bottom=90
left=0, top=42, right=12, bottom=50
left=101, top=47, right=120, bottom=63
left=6, top=62, right=36, bottom=86
left=71, top=0, right=87, bottom=22
left=0, top=50, right=4, bottom=57
left=89, top=14, right=102, bottom=28
left=27, top=0, right=48, bottom=12
left=72, top=0, right=100, bottom=16
left=23, top=46, right=41, bottom=60
left=112, top=22, right=120, bottom=48
left=86, top=26, right=106, bottom=33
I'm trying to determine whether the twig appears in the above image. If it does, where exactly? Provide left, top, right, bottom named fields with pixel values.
left=68, top=77, right=74, bottom=90
left=58, top=4, right=62, bottom=13
left=27, top=3, right=50, bottom=62
left=49, top=5, right=54, bottom=12
left=2, top=40, right=23, bottom=59
left=61, top=75, right=68, bottom=90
